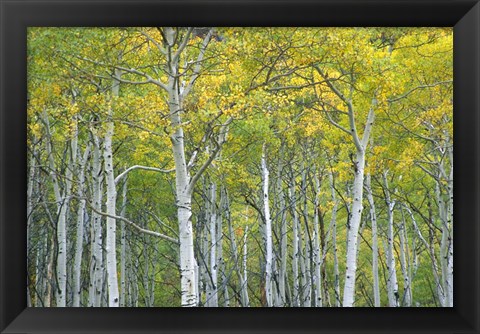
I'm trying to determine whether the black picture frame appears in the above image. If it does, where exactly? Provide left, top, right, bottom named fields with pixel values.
left=1, top=0, right=479, bottom=333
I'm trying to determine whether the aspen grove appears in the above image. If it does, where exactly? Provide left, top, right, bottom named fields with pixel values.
left=27, top=27, right=453, bottom=307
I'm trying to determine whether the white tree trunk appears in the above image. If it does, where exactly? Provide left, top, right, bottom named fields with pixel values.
left=328, top=172, right=341, bottom=307
left=175, top=172, right=196, bottom=307
left=288, top=169, right=300, bottom=307
left=446, top=149, right=453, bottom=307
left=313, top=172, right=322, bottom=307
left=320, top=79, right=376, bottom=307
left=208, top=182, right=218, bottom=307
left=276, top=155, right=287, bottom=306
left=27, top=146, right=36, bottom=306
left=342, top=151, right=366, bottom=307
left=120, top=178, right=128, bottom=307
left=217, top=187, right=229, bottom=307
left=261, top=145, right=273, bottom=307
left=163, top=27, right=216, bottom=307
left=73, top=144, right=90, bottom=307
left=399, top=206, right=412, bottom=307
left=243, top=225, right=249, bottom=304
left=42, top=109, right=76, bottom=307
left=168, top=71, right=197, bottom=306
left=298, top=220, right=309, bottom=307
left=88, top=135, right=104, bottom=307
left=383, top=172, right=399, bottom=307
left=365, top=173, right=380, bottom=307
left=104, top=71, right=121, bottom=307
left=300, top=165, right=312, bottom=307
left=438, top=147, right=453, bottom=307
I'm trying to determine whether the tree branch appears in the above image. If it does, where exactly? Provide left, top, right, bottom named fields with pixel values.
left=388, top=80, right=452, bottom=103
left=180, top=29, right=213, bottom=100
left=188, top=117, right=232, bottom=193
left=173, top=27, right=194, bottom=62
left=114, top=165, right=174, bottom=185
left=138, top=29, right=167, bottom=55
left=83, top=197, right=179, bottom=244
left=315, top=65, right=362, bottom=151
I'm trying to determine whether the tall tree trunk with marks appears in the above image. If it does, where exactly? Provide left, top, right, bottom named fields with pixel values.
left=383, top=172, right=399, bottom=307
left=104, top=70, right=121, bottom=307
left=165, top=37, right=197, bottom=305
left=328, top=172, right=341, bottom=307
left=243, top=225, right=249, bottom=306
left=119, top=178, right=128, bottom=307
left=275, top=150, right=288, bottom=307
left=300, top=164, right=312, bottom=307
left=72, top=144, right=90, bottom=307
left=342, top=149, right=366, bottom=307
left=365, top=173, right=380, bottom=307
left=317, top=67, right=376, bottom=307
left=217, top=186, right=229, bottom=307
left=161, top=27, right=222, bottom=306
left=313, top=172, right=323, bottom=307
left=88, top=134, right=104, bottom=307
left=288, top=167, right=300, bottom=307
left=41, top=109, right=77, bottom=307
left=399, top=206, right=412, bottom=306
left=261, top=144, right=273, bottom=307
left=207, top=182, right=218, bottom=307
left=446, top=148, right=453, bottom=307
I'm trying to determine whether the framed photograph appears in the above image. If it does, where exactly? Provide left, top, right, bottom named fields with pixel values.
left=1, top=0, right=479, bottom=333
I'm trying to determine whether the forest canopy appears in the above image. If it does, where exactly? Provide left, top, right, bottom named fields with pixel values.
left=27, top=27, right=453, bottom=307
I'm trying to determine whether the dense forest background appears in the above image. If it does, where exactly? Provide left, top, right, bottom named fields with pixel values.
left=27, top=27, right=453, bottom=307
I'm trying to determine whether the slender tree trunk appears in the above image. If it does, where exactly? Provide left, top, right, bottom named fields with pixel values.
left=288, top=167, right=300, bottom=307
left=276, top=153, right=287, bottom=307
left=72, top=144, right=90, bottom=307
left=298, top=219, right=308, bottom=306
left=217, top=187, right=229, bottom=307
left=103, top=71, right=121, bottom=307
left=313, top=172, right=322, bottom=307
left=89, top=134, right=104, bottom=307
left=163, top=27, right=198, bottom=306
left=365, top=173, right=380, bottom=307
left=261, top=144, right=273, bottom=307
left=298, top=164, right=312, bottom=307
left=328, top=172, right=341, bottom=307
left=437, top=149, right=453, bottom=307
left=207, top=182, right=218, bottom=307
left=42, top=109, right=76, bottom=307
left=243, top=225, right=249, bottom=305
left=342, top=150, right=366, bottom=307
left=322, top=86, right=375, bottom=307
left=383, top=172, right=399, bottom=307
left=399, top=206, right=412, bottom=306
left=120, top=178, right=128, bottom=307
left=27, top=146, right=37, bottom=307
left=446, top=147, right=453, bottom=307
left=44, top=234, right=55, bottom=307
